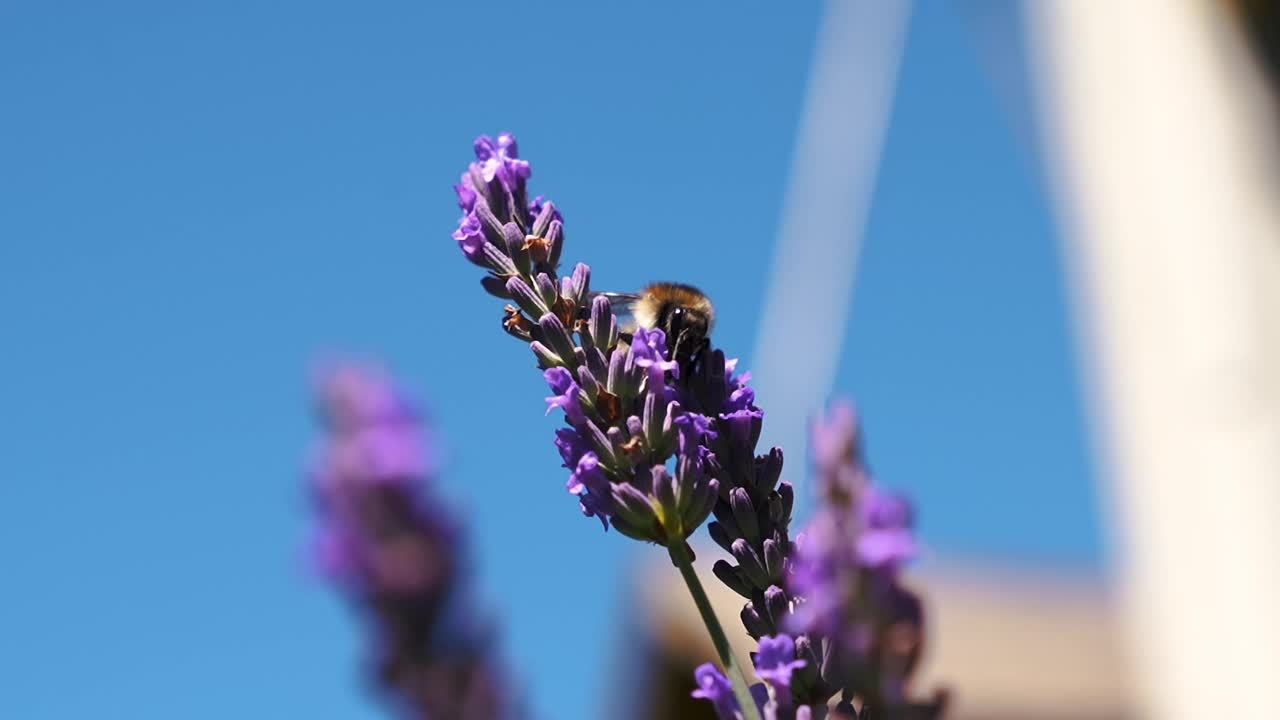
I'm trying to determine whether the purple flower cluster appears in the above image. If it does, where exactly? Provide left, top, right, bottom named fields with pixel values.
left=450, top=134, right=721, bottom=545
left=308, top=365, right=509, bottom=720
left=692, top=633, right=812, bottom=720
left=784, top=402, right=945, bottom=719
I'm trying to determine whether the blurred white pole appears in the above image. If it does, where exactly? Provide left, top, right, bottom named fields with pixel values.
left=750, top=0, right=911, bottom=487
left=1026, top=3, right=1280, bottom=719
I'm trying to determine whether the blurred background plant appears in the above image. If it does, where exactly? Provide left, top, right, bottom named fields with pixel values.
left=308, top=364, right=510, bottom=719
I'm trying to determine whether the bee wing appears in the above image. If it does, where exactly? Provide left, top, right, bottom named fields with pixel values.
left=590, top=291, right=642, bottom=336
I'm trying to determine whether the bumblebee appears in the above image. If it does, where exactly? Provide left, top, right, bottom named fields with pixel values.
left=599, top=282, right=715, bottom=366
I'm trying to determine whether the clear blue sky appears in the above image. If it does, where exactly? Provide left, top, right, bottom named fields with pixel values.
left=0, top=2, right=1097, bottom=718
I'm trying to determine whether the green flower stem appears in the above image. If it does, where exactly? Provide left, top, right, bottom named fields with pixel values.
left=669, top=540, right=761, bottom=720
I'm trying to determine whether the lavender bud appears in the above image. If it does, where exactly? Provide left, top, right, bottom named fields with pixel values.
left=731, top=539, right=770, bottom=589
left=611, top=483, right=660, bottom=536
left=610, top=517, right=650, bottom=542
left=778, top=481, right=795, bottom=520
left=763, top=538, right=784, bottom=582
left=712, top=559, right=753, bottom=599
left=538, top=314, right=578, bottom=371
left=606, top=350, right=632, bottom=403
left=741, top=603, right=771, bottom=638
left=467, top=164, right=487, bottom=203
left=506, top=276, right=550, bottom=319
left=641, top=394, right=663, bottom=451
left=530, top=341, right=561, bottom=369
left=503, top=222, right=530, bottom=273
left=582, top=347, right=608, bottom=387
left=673, top=451, right=697, bottom=511
left=708, top=522, right=735, bottom=554
left=480, top=274, right=513, bottom=299
left=764, top=584, right=789, bottom=626
left=473, top=199, right=506, bottom=245
left=588, top=296, right=617, bottom=353
left=794, top=633, right=818, bottom=665
left=530, top=200, right=556, bottom=238
left=605, top=426, right=627, bottom=458
left=755, top=447, right=784, bottom=495
left=651, top=466, right=678, bottom=528
left=545, top=219, right=564, bottom=269
left=624, top=414, right=643, bottom=439
left=565, top=262, right=590, bottom=306
left=711, top=499, right=744, bottom=540
left=730, top=488, right=760, bottom=545
left=576, top=365, right=601, bottom=400
left=662, top=401, right=680, bottom=443
left=791, top=634, right=824, bottom=693
left=768, top=492, right=786, bottom=526
left=535, top=273, right=560, bottom=311
left=483, top=241, right=518, bottom=276
left=583, top=420, right=617, bottom=468
left=681, top=478, right=718, bottom=534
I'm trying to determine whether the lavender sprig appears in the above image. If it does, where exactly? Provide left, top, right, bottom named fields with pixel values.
left=307, top=365, right=509, bottom=720
left=785, top=402, right=946, bottom=719
left=449, top=133, right=760, bottom=720
left=452, top=133, right=794, bottom=604
left=451, top=133, right=718, bottom=548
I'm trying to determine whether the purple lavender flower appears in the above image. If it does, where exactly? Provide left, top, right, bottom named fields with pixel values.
left=858, top=487, right=916, bottom=569
left=785, top=401, right=946, bottom=719
left=753, top=634, right=807, bottom=698
left=308, top=364, right=510, bottom=720
left=693, top=663, right=741, bottom=719
left=452, top=212, right=486, bottom=265
left=475, top=132, right=530, bottom=190
left=448, top=134, right=721, bottom=547
left=691, top=645, right=813, bottom=720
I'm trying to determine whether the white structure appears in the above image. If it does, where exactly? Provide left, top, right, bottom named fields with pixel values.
left=1026, top=3, right=1280, bottom=718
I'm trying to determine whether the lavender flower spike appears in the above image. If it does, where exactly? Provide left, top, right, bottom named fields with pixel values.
left=308, top=364, right=511, bottom=720
left=785, top=400, right=946, bottom=719
left=447, top=133, right=765, bottom=719
left=449, top=135, right=721, bottom=546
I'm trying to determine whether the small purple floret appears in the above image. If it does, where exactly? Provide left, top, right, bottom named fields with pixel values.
left=691, top=663, right=739, bottom=720
left=543, top=367, right=586, bottom=427
left=754, top=634, right=807, bottom=694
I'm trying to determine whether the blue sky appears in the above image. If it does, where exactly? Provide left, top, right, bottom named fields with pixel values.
left=0, top=2, right=1097, bottom=718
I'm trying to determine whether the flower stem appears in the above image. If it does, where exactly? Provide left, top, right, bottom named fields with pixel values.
left=669, top=541, right=762, bottom=720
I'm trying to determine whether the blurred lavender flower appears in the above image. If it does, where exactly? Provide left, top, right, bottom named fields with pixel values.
left=785, top=401, right=946, bottom=719
left=448, top=133, right=719, bottom=547
left=693, top=663, right=741, bottom=719
left=691, top=634, right=812, bottom=720
left=308, top=365, right=510, bottom=720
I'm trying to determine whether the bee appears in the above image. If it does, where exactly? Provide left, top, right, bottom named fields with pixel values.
left=597, top=282, right=715, bottom=367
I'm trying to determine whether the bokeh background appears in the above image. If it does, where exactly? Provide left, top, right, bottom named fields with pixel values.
left=3, top=1, right=1276, bottom=719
